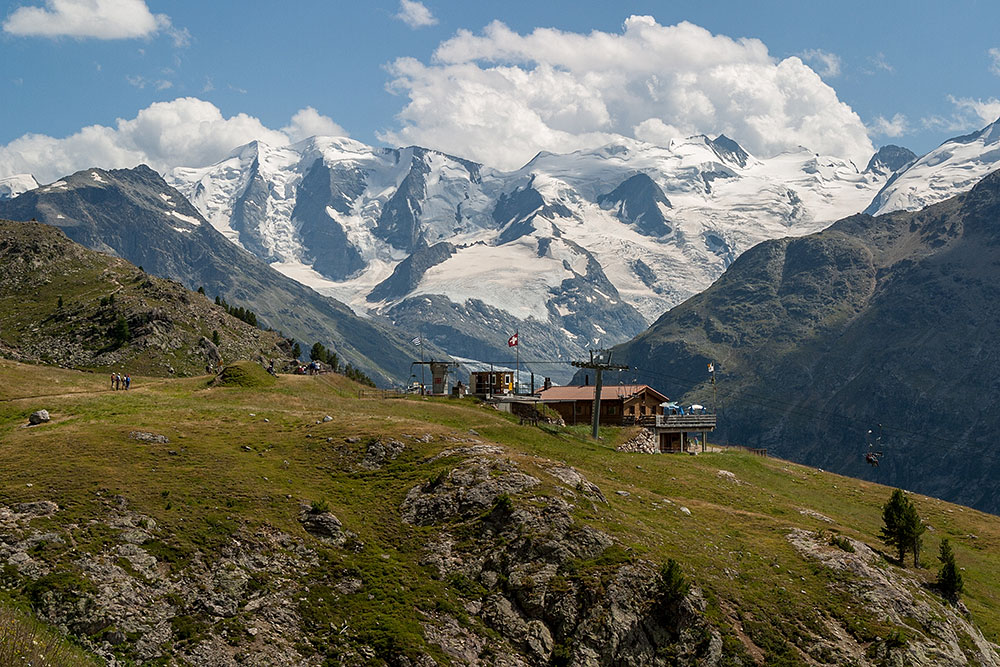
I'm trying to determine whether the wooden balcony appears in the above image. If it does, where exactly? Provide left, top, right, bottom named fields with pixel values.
left=654, top=414, right=717, bottom=431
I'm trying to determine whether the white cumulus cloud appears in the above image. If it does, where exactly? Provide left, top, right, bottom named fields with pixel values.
left=395, top=0, right=437, bottom=29
left=3, top=0, right=188, bottom=45
left=379, top=17, right=874, bottom=170
left=870, top=113, right=909, bottom=138
left=989, top=47, right=1000, bottom=76
left=800, top=49, right=841, bottom=78
left=0, top=98, right=346, bottom=183
left=281, top=107, right=349, bottom=142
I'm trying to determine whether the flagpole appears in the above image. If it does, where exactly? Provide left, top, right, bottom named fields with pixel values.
left=711, top=361, right=717, bottom=414
left=515, top=330, right=520, bottom=395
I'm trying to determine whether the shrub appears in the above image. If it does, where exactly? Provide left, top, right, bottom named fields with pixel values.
left=310, top=499, right=330, bottom=514
left=830, top=534, right=855, bottom=553
left=110, top=315, right=130, bottom=347
left=656, top=558, right=690, bottom=608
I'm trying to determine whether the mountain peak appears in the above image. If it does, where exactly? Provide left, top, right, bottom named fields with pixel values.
left=864, top=145, right=917, bottom=176
left=708, top=134, right=751, bottom=167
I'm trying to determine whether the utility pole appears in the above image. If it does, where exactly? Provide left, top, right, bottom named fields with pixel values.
left=572, top=350, right=629, bottom=439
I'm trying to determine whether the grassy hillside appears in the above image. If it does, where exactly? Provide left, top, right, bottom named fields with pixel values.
left=0, top=220, right=292, bottom=376
left=1, top=358, right=998, bottom=665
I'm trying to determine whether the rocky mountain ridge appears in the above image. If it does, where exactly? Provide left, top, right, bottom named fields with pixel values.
left=599, top=168, right=1000, bottom=514
left=0, top=166, right=446, bottom=385
left=162, top=120, right=1000, bottom=380
left=165, top=134, right=898, bottom=380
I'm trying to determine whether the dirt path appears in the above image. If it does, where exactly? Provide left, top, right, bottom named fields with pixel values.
left=0, top=380, right=174, bottom=404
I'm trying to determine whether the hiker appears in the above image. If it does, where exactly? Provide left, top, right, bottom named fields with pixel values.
left=125, top=374, right=131, bottom=390
left=111, top=372, right=116, bottom=390
left=113, top=373, right=120, bottom=390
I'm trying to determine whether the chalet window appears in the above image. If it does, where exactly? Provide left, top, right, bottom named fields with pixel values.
left=628, top=406, right=634, bottom=415
left=576, top=403, right=586, bottom=414
left=608, top=404, right=618, bottom=415
left=640, top=405, right=647, bottom=415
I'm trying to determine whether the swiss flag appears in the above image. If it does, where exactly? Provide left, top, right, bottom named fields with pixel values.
left=508, top=332, right=519, bottom=347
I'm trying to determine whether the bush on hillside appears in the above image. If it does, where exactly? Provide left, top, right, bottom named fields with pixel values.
left=211, top=361, right=276, bottom=388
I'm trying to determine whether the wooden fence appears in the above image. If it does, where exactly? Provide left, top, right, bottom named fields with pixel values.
left=358, top=389, right=407, bottom=399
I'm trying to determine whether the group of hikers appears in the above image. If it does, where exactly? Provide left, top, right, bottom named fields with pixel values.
left=294, top=360, right=324, bottom=375
left=110, top=372, right=131, bottom=390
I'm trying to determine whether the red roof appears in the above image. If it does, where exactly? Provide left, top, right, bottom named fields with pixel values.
left=537, top=384, right=668, bottom=403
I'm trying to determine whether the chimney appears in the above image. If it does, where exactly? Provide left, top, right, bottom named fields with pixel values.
left=584, top=374, right=589, bottom=386
left=543, top=377, right=552, bottom=390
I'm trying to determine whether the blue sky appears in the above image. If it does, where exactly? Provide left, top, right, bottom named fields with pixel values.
left=2, top=0, right=999, bottom=181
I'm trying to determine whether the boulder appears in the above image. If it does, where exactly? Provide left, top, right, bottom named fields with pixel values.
left=129, top=431, right=169, bottom=444
left=298, top=504, right=355, bottom=547
left=28, top=409, right=50, bottom=425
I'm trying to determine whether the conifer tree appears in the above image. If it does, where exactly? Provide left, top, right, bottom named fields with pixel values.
left=310, top=342, right=327, bottom=362
left=937, top=538, right=963, bottom=601
left=879, top=489, right=925, bottom=566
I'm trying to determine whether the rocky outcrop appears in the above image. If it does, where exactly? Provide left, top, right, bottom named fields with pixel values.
left=788, top=529, right=1000, bottom=666
left=360, top=437, right=406, bottom=470
left=128, top=431, right=169, bottom=444
left=0, top=495, right=323, bottom=665
left=297, top=504, right=357, bottom=548
left=402, top=449, right=723, bottom=665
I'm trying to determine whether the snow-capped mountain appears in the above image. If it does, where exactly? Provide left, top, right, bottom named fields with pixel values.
left=866, top=116, right=1000, bottom=216
left=168, top=133, right=898, bottom=380
left=0, top=173, right=39, bottom=200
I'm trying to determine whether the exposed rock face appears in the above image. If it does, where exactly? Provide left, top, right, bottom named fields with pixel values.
left=360, top=437, right=406, bottom=470
left=788, top=529, right=1000, bottom=666
left=0, top=495, right=324, bottom=665
left=401, top=458, right=540, bottom=525
left=597, top=173, right=673, bottom=238
left=402, top=451, right=723, bottom=665
left=28, top=409, right=50, bottom=425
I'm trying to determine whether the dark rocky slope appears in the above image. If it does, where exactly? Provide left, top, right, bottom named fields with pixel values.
left=599, top=170, right=1000, bottom=513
